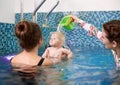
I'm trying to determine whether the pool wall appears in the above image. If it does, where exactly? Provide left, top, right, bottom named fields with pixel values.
left=0, top=11, right=120, bottom=56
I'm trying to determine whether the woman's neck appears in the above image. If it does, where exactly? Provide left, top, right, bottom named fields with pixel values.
left=23, top=47, right=38, bottom=56
left=115, top=47, right=120, bottom=58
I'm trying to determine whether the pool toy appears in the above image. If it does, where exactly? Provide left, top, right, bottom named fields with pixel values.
left=59, top=15, right=75, bottom=30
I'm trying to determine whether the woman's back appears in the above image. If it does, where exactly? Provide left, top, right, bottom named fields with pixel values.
left=11, top=20, right=53, bottom=66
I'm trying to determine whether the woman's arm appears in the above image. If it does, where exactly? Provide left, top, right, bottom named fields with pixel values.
left=42, top=58, right=53, bottom=66
left=70, top=15, right=103, bottom=41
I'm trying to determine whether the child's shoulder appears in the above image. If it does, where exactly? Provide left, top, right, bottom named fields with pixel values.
left=47, top=47, right=54, bottom=50
left=61, top=47, right=69, bottom=51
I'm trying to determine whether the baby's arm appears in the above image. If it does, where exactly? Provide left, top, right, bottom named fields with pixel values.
left=70, top=15, right=103, bottom=41
left=42, top=48, right=49, bottom=58
left=62, top=48, right=73, bottom=59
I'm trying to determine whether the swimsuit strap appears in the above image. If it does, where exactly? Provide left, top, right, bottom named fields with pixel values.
left=10, top=57, right=14, bottom=63
left=38, top=58, right=45, bottom=66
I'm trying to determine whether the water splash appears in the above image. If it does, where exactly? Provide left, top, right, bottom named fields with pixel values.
left=56, top=24, right=71, bottom=50
left=57, top=24, right=62, bottom=32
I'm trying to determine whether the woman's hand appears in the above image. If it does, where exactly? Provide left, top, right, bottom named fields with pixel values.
left=70, top=15, right=81, bottom=23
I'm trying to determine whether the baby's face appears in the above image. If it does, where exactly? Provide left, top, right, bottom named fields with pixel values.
left=49, top=34, right=62, bottom=47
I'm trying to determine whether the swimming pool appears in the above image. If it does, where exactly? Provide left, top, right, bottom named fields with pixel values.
left=1, top=47, right=120, bottom=85
left=1, top=11, right=120, bottom=85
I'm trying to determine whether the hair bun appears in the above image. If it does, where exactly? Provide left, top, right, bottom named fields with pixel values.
left=15, top=21, right=30, bottom=39
left=18, top=24, right=25, bottom=32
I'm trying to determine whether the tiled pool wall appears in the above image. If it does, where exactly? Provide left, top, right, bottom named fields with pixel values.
left=0, top=22, right=20, bottom=56
left=0, top=11, right=120, bottom=56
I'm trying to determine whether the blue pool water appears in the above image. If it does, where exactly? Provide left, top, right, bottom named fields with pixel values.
left=1, top=11, right=120, bottom=85
left=0, top=47, right=120, bottom=85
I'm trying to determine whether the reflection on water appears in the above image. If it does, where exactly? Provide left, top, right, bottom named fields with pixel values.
left=12, top=63, right=38, bottom=79
left=0, top=58, right=68, bottom=85
left=1, top=47, right=120, bottom=85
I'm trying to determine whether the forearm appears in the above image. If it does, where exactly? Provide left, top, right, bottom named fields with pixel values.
left=78, top=19, right=102, bottom=41
left=67, top=51, right=73, bottom=59
left=71, top=15, right=103, bottom=41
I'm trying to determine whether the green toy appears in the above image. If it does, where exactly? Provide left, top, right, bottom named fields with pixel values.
left=59, top=15, right=75, bottom=30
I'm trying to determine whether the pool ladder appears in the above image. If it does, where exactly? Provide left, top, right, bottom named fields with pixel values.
left=32, top=0, right=47, bottom=22
left=20, top=0, right=59, bottom=23
left=42, top=0, right=60, bottom=27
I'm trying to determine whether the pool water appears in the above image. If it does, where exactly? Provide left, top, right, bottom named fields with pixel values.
left=0, top=47, right=120, bottom=85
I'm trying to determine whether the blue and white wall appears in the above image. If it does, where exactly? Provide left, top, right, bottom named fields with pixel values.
left=0, top=0, right=15, bottom=23
left=0, top=0, right=120, bottom=56
left=0, top=0, right=120, bottom=23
